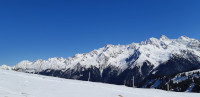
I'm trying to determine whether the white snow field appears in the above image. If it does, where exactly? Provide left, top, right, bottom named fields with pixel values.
left=0, top=69, right=199, bottom=97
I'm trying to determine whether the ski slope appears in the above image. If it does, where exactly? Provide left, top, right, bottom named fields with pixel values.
left=0, top=69, right=199, bottom=97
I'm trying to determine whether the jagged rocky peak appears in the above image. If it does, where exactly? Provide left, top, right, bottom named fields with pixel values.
left=177, top=35, right=193, bottom=43
left=179, top=35, right=190, bottom=40
left=160, top=35, right=169, bottom=40
left=176, top=35, right=200, bottom=51
left=103, top=44, right=115, bottom=51
left=143, top=35, right=171, bottom=45
left=144, top=37, right=159, bottom=44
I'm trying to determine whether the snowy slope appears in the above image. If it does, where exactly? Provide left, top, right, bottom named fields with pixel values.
left=0, top=69, right=199, bottom=97
left=13, top=35, right=200, bottom=74
left=142, top=69, right=200, bottom=92
left=172, top=69, right=200, bottom=83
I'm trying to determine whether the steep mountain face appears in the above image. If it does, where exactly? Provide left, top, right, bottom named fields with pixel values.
left=13, top=35, right=200, bottom=92
left=141, top=69, right=200, bottom=92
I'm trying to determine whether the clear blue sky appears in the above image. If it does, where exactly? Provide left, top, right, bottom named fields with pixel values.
left=0, top=0, right=200, bottom=66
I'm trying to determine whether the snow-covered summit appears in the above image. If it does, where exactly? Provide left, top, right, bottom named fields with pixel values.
left=0, top=64, right=12, bottom=70
left=14, top=35, right=200, bottom=74
left=160, top=35, right=169, bottom=40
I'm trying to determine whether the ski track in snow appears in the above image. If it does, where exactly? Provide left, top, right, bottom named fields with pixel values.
left=0, top=69, right=199, bottom=97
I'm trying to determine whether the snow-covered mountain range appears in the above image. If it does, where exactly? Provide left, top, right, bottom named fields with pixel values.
left=4, top=35, right=200, bottom=92
left=13, top=35, right=200, bottom=72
